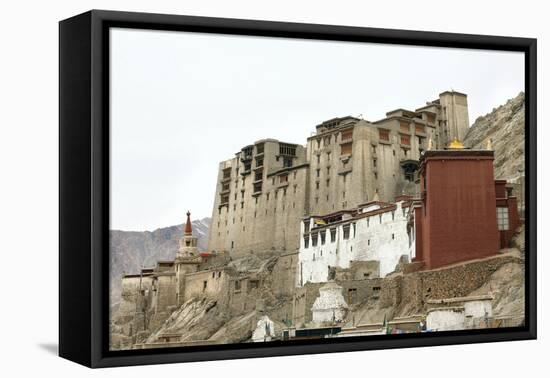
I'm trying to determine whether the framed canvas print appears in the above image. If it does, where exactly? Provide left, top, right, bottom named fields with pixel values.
left=59, top=10, right=537, bottom=368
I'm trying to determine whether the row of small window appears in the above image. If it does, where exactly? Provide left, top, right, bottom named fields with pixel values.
left=221, top=178, right=299, bottom=204
left=250, top=156, right=293, bottom=171
left=304, top=224, right=356, bottom=248
left=253, top=171, right=297, bottom=192
left=310, top=248, right=341, bottom=261
left=304, top=210, right=401, bottom=233
left=373, top=146, right=417, bottom=158
left=200, top=274, right=257, bottom=292
left=314, top=151, right=331, bottom=165
left=379, top=128, right=427, bottom=144
left=314, top=129, right=353, bottom=149
left=241, top=143, right=267, bottom=156
left=233, top=279, right=259, bottom=293
left=218, top=199, right=300, bottom=220
left=201, top=271, right=223, bottom=291
left=243, top=142, right=295, bottom=157
left=279, top=143, right=297, bottom=157
left=346, top=287, right=382, bottom=304
left=399, top=121, right=429, bottom=133
left=306, top=231, right=397, bottom=252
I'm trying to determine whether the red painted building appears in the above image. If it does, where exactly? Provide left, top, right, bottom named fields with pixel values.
left=412, top=145, right=520, bottom=270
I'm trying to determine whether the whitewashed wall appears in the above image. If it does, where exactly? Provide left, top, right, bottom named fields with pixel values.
left=426, top=308, right=465, bottom=331
left=464, top=299, right=493, bottom=319
left=311, top=282, right=348, bottom=325
left=297, top=201, right=412, bottom=286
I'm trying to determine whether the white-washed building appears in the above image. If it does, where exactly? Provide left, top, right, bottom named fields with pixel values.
left=311, top=282, right=349, bottom=326
left=297, top=198, right=414, bottom=287
left=426, top=295, right=494, bottom=331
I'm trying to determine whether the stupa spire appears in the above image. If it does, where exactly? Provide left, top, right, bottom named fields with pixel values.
left=184, top=211, right=192, bottom=235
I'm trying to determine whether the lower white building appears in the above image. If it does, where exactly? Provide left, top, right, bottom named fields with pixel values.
left=426, top=295, right=494, bottom=331
left=297, top=199, right=414, bottom=287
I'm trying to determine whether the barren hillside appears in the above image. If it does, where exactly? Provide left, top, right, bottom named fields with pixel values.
left=464, top=92, right=525, bottom=180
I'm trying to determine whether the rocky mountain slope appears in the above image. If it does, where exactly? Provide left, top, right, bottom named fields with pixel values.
left=145, top=298, right=258, bottom=345
left=109, top=218, right=210, bottom=308
left=464, top=92, right=525, bottom=180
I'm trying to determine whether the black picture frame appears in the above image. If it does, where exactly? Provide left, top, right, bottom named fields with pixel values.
left=59, top=9, right=537, bottom=368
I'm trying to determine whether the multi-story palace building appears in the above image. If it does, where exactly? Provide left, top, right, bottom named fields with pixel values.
left=208, top=91, right=470, bottom=256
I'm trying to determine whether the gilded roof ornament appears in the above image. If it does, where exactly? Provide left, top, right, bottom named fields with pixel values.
left=448, top=138, right=466, bottom=150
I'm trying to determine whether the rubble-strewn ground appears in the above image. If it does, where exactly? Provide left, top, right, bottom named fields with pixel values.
left=469, top=262, right=524, bottom=318
left=208, top=311, right=258, bottom=344
left=146, top=298, right=229, bottom=343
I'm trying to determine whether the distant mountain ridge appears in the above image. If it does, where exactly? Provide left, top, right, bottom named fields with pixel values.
left=464, top=92, right=525, bottom=180
left=109, top=218, right=210, bottom=307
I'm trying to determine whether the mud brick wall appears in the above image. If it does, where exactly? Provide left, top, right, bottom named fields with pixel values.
left=417, top=255, right=521, bottom=301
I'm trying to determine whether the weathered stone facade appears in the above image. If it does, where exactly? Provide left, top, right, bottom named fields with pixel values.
left=208, top=91, right=470, bottom=257
left=111, top=91, right=525, bottom=350
left=208, top=139, right=309, bottom=257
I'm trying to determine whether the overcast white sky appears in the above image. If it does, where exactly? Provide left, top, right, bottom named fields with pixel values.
left=110, top=28, right=524, bottom=231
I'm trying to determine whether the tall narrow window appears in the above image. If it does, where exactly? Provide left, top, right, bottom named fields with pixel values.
left=283, top=157, right=293, bottom=168
left=256, top=157, right=264, bottom=167
left=379, top=129, right=390, bottom=141
left=497, top=207, right=509, bottom=230
left=312, top=233, right=319, bottom=247
left=343, top=225, right=350, bottom=240
left=341, top=142, right=352, bottom=155
left=341, top=128, right=353, bottom=141
left=256, top=143, right=264, bottom=154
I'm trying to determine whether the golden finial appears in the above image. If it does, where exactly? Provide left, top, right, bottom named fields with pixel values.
left=428, top=137, right=433, bottom=150
left=486, top=138, right=493, bottom=150
left=448, top=138, right=465, bottom=150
